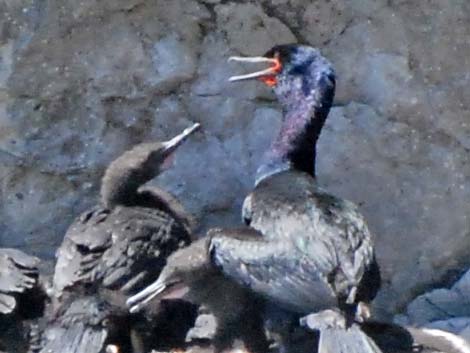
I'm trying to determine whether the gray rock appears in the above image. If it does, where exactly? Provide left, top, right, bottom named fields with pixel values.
left=317, top=103, right=470, bottom=317
left=149, top=35, right=197, bottom=93
left=186, top=313, right=218, bottom=342
left=215, top=3, right=297, bottom=55
left=427, top=318, right=470, bottom=342
left=396, top=268, right=470, bottom=339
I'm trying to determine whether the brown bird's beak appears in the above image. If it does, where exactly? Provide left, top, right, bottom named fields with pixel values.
left=127, top=277, right=169, bottom=313
left=126, top=277, right=188, bottom=314
left=228, top=56, right=281, bottom=85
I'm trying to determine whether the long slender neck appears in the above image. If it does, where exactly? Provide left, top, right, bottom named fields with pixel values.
left=100, top=144, right=162, bottom=208
left=256, top=93, right=332, bottom=184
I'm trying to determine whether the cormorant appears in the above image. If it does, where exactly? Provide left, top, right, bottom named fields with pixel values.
left=128, top=45, right=380, bottom=353
left=225, top=45, right=379, bottom=306
left=127, top=230, right=269, bottom=353
left=219, top=45, right=381, bottom=352
left=126, top=237, right=470, bottom=353
left=39, top=123, right=200, bottom=353
left=224, top=45, right=470, bottom=353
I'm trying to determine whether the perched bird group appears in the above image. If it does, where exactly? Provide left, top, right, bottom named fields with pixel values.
left=129, top=44, right=381, bottom=353
left=1, top=44, right=469, bottom=353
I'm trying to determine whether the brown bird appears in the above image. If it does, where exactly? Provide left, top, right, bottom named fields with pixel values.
left=127, top=231, right=269, bottom=353
left=38, top=123, right=200, bottom=353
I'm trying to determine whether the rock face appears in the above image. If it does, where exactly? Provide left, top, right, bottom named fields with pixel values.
left=396, top=268, right=470, bottom=341
left=0, top=0, right=469, bottom=317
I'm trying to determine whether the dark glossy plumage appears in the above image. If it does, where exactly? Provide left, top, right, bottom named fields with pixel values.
left=220, top=45, right=380, bottom=316
left=220, top=45, right=382, bottom=353
left=211, top=171, right=378, bottom=314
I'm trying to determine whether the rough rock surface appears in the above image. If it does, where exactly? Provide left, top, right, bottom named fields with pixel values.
left=0, top=0, right=469, bottom=317
left=395, top=268, right=470, bottom=341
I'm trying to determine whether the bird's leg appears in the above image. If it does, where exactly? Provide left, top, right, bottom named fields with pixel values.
left=299, top=309, right=346, bottom=331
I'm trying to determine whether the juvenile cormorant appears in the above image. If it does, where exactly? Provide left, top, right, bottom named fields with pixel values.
left=40, top=123, right=200, bottom=353
left=126, top=238, right=470, bottom=353
left=127, top=230, right=269, bottom=353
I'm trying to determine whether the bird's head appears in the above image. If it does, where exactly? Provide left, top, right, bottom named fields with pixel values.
left=126, top=238, right=211, bottom=313
left=229, top=44, right=335, bottom=109
left=134, top=122, right=201, bottom=174
left=101, top=122, right=200, bottom=207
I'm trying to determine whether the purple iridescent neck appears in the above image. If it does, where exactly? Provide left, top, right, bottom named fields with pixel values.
left=255, top=83, right=334, bottom=184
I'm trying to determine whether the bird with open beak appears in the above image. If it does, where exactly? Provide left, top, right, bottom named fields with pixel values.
left=220, top=45, right=382, bottom=353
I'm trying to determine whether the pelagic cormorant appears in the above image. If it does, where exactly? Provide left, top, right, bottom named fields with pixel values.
left=128, top=45, right=380, bottom=353
left=224, top=44, right=380, bottom=313
left=39, top=123, right=200, bottom=353
left=219, top=45, right=381, bottom=352
left=224, top=44, right=470, bottom=353
left=127, top=230, right=269, bottom=353
left=126, top=45, right=470, bottom=353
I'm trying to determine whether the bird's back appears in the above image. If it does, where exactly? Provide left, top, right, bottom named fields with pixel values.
left=53, top=192, right=192, bottom=299
left=215, top=170, right=378, bottom=312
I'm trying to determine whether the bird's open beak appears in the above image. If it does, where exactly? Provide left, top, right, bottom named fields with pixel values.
left=228, top=56, right=281, bottom=83
left=127, top=277, right=189, bottom=313
left=126, top=278, right=168, bottom=313
left=162, top=122, right=200, bottom=154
